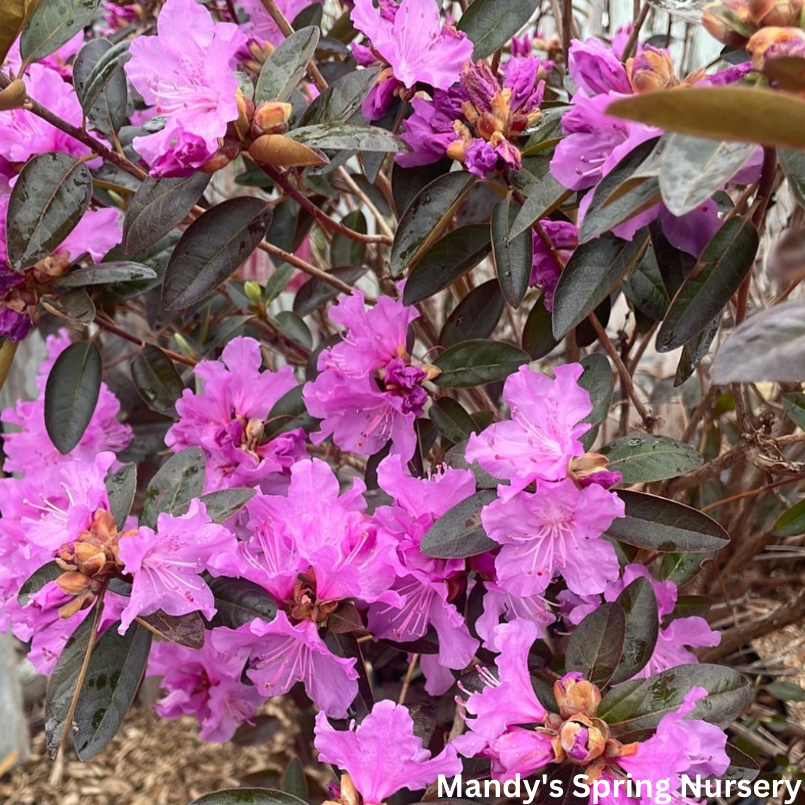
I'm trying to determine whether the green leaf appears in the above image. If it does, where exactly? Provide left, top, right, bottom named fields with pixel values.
left=123, top=173, right=211, bottom=256
left=430, top=398, right=478, bottom=444
left=674, top=314, right=720, bottom=387
left=390, top=171, right=476, bottom=277
left=72, top=38, right=129, bottom=134
left=281, top=758, right=308, bottom=801
left=301, top=66, right=379, bottom=126
left=57, top=261, right=157, bottom=287
left=522, top=294, right=558, bottom=360
left=255, top=26, right=320, bottom=103
left=73, top=623, right=152, bottom=760
left=599, top=434, right=703, bottom=483
left=765, top=681, right=805, bottom=702
left=391, top=158, right=452, bottom=218
left=722, top=744, right=760, bottom=782
left=139, top=447, right=206, bottom=529
left=552, top=232, right=649, bottom=339
left=287, top=124, right=408, bottom=152
left=783, top=392, right=805, bottom=429
left=137, top=611, right=206, bottom=649
left=779, top=148, right=805, bottom=210
left=433, top=339, right=530, bottom=388
left=599, top=663, right=751, bottom=735
left=105, top=463, right=137, bottom=530
left=492, top=197, right=532, bottom=308
left=263, top=384, right=318, bottom=439
left=273, top=310, right=313, bottom=350
left=131, top=345, right=184, bottom=417
left=656, top=216, right=759, bottom=352
left=622, top=248, right=670, bottom=322
left=18, top=561, right=62, bottom=607
left=44, top=341, right=102, bottom=455
left=420, top=489, right=499, bottom=559
left=330, top=210, right=366, bottom=267
left=457, top=0, right=539, bottom=59
left=196, top=488, right=256, bottom=524
left=521, top=106, right=567, bottom=156
left=508, top=171, right=567, bottom=239
left=403, top=225, right=492, bottom=304
left=611, top=578, right=659, bottom=684
left=659, top=552, right=704, bottom=585
left=209, top=577, right=279, bottom=629
left=578, top=352, right=614, bottom=450
left=162, top=197, right=272, bottom=310
left=659, top=135, right=755, bottom=216
left=440, top=279, right=504, bottom=347
left=712, top=299, right=805, bottom=383
left=444, top=440, right=501, bottom=489
left=21, top=0, right=102, bottom=63
left=189, top=789, right=308, bottom=805
left=607, top=491, right=730, bottom=552
left=607, top=86, right=805, bottom=150
left=773, top=497, right=805, bottom=537
left=565, top=602, right=626, bottom=688
left=6, top=152, right=92, bottom=270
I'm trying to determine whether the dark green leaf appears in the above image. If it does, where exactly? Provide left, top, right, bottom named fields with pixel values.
left=773, top=497, right=805, bottom=537
left=6, top=152, right=92, bottom=270
left=492, top=197, right=532, bottom=308
left=281, top=758, right=308, bottom=801
left=287, top=124, right=408, bottom=152
left=137, top=611, right=206, bottom=649
left=578, top=353, right=613, bottom=450
left=209, top=577, right=279, bottom=629
left=330, top=211, right=366, bottom=267
left=420, top=489, right=498, bottom=559
left=765, top=681, right=805, bottom=702
left=430, top=398, right=478, bottom=444
left=622, top=247, right=670, bottom=321
left=722, top=744, right=760, bottom=782
left=105, top=463, right=137, bottom=530
left=131, top=346, right=184, bottom=417
left=139, top=447, right=206, bottom=529
left=327, top=601, right=364, bottom=635
left=255, top=26, right=320, bottom=103
left=522, top=294, right=558, bottom=359
left=444, top=440, right=501, bottom=489
left=403, top=225, right=492, bottom=304
left=674, top=314, right=720, bottom=387
left=508, top=171, right=567, bottom=239
left=73, top=38, right=129, bottom=134
left=58, top=261, right=158, bottom=287
left=611, top=578, right=659, bottom=684
left=521, top=107, right=567, bottom=156
left=59, top=288, right=96, bottom=323
left=457, top=0, right=539, bottom=59
left=599, top=663, right=751, bottom=734
left=162, top=197, right=272, bottom=310
left=565, top=602, right=626, bottom=688
left=73, top=623, right=152, bottom=760
left=301, top=66, right=379, bottom=125
left=659, top=135, right=754, bottom=216
left=552, top=232, right=649, bottom=338
left=273, top=310, right=313, bottom=350
left=391, top=158, right=452, bottom=218
left=656, top=216, right=759, bottom=352
left=123, top=173, right=211, bottom=256
left=263, top=384, right=318, bottom=439
left=440, top=279, right=504, bottom=347
left=659, top=552, right=704, bottom=585
left=607, top=491, right=730, bottom=552
left=189, top=790, right=308, bottom=805
left=779, top=148, right=805, bottom=210
left=390, top=171, right=476, bottom=277
left=197, top=488, right=256, bottom=524
left=783, top=392, right=805, bottom=429
left=44, top=341, right=102, bottom=455
left=18, top=561, right=62, bottom=607
left=433, top=339, right=530, bottom=388
left=599, top=434, right=703, bottom=483
left=21, top=0, right=102, bottom=63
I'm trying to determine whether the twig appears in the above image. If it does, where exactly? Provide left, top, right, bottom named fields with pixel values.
left=94, top=313, right=198, bottom=366
left=398, top=654, right=419, bottom=705
left=620, top=3, right=651, bottom=62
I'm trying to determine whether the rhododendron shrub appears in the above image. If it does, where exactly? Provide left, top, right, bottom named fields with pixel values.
left=5, top=0, right=805, bottom=801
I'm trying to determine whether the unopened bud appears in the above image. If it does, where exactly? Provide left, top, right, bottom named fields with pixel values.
left=0, top=79, right=26, bottom=111
left=554, top=673, right=602, bottom=719
left=627, top=47, right=679, bottom=92
left=244, top=280, right=263, bottom=304
left=73, top=542, right=109, bottom=577
left=231, top=90, right=255, bottom=141
left=56, top=571, right=91, bottom=596
left=249, top=134, right=328, bottom=168
left=748, top=0, right=803, bottom=26
left=702, top=0, right=757, bottom=48
left=559, top=715, right=609, bottom=765
left=252, top=101, right=293, bottom=136
left=202, top=138, right=241, bottom=173
left=748, top=24, right=805, bottom=67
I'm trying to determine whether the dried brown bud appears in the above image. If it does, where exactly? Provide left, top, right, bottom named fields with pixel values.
left=55, top=571, right=92, bottom=596
left=748, top=24, right=805, bottom=66
left=554, top=674, right=603, bottom=719
left=702, top=0, right=757, bottom=48
left=748, top=0, right=803, bottom=26
left=627, top=48, right=679, bottom=93
left=559, top=715, right=610, bottom=765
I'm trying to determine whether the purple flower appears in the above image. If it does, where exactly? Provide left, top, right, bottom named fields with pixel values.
left=398, top=95, right=460, bottom=167
left=465, top=139, right=501, bottom=177
left=568, top=38, right=632, bottom=95
left=117, top=499, right=238, bottom=633
left=304, top=292, right=432, bottom=460
left=474, top=581, right=554, bottom=651
left=125, top=0, right=247, bottom=176
left=481, top=480, right=624, bottom=597
left=212, top=613, right=359, bottom=717
left=465, top=363, right=592, bottom=499
left=531, top=220, right=578, bottom=311
left=488, top=727, right=556, bottom=780
left=166, top=336, right=306, bottom=493
left=239, top=0, right=316, bottom=45
left=314, top=699, right=463, bottom=803
left=351, top=0, right=473, bottom=90
left=147, top=635, right=263, bottom=742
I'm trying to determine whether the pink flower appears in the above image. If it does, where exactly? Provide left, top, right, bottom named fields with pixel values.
left=481, top=480, right=624, bottom=597
left=568, top=38, right=632, bottom=95
left=314, top=699, right=463, bottom=803
left=125, top=0, right=247, bottom=176
left=165, top=337, right=306, bottom=493
left=351, top=0, right=473, bottom=91
left=147, top=636, right=263, bottom=742
left=304, top=292, right=430, bottom=460
left=239, top=0, right=314, bottom=45
left=212, top=613, right=359, bottom=717
left=117, top=499, right=238, bottom=633
left=398, top=94, right=460, bottom=167
left=531, top=220, right=578, bottom=311
left=465, top=363, right=592, bottom=500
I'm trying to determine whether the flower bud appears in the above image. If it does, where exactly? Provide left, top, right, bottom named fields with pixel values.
left=249, top=134, right=328, bottom=168
left=554, top=673, right=602, bottom=718
left=461, top=59, right=498, bottom=113
left=73, top=542, right=109, bottom=577
left=446, top=139, right=467, bottom=162
left=748, top=24, right=805, bottom=66
left=748, top=0, right=803, bottom=26
left=231, top=90, right=255, bottom=141
left=0, top=79, right=26, bottom=112
left=55, top=571, right=91, bottom=596
left=202, top=138, right=241, bottom=173
left=627, top=47, right=679, bottom=93
left=252, top=101, right=293, bottom=136
left=559, top=715, right=609, bottom=765
left=702, top=0, right=757, bottom=48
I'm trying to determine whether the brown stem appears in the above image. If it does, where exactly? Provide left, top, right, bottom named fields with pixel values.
left=94, top=313, right=197, bottom=366
left=620, top=3, right=651, bottom=63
